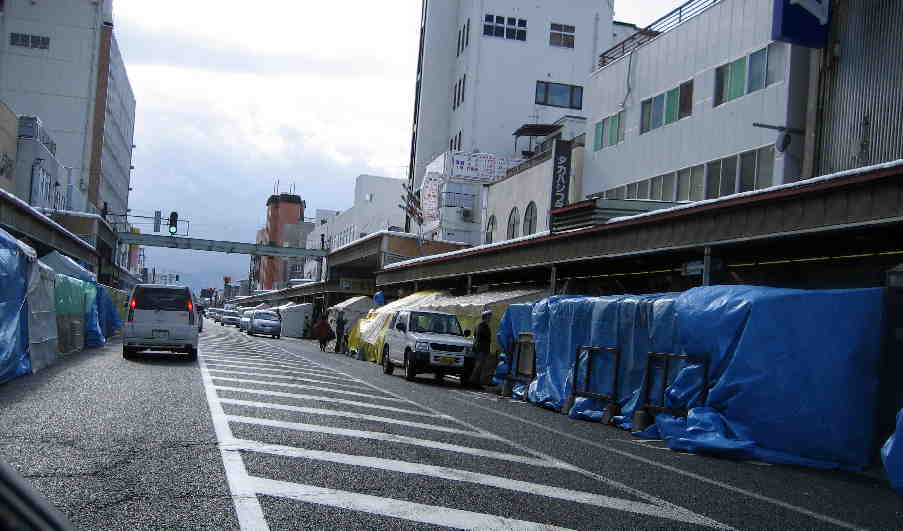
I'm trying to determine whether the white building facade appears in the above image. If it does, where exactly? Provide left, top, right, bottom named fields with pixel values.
left=583, top=0, right=810, bottom=201
left=303, top=175, right=406, bottom=280
left=408, top=0, right=615, bottom=189
left=0, top=0, right=135, bottom=216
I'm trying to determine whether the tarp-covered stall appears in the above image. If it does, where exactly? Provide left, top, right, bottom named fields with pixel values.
left=0, top=228, right=33, bottom=383
left=26, top=260, right=59, bottom=372
left=40, top=251, right=95, bottom=282
left=882, top=409, right=903, bottom=495
left=54, top=274, right=90, bottom=354
left=278, top=303, right=314, bottom=338
left=327, top=296, right=374, bottom=353
left=516, top=285, right=886, bottom=470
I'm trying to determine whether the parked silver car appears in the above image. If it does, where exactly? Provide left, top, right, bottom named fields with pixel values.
left=248, top=310, right=281, bottom=339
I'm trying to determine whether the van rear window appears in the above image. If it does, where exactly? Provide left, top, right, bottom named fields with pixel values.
left=133, top=287, right=190, bottom=311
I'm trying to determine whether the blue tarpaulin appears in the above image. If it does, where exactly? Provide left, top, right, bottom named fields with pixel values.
left=882, top=409, right=903, bottom=495
left=0, top=228, right=32, bottom=384
left=95, top=285, right=122, bottom=339
left=493, top=303, right=534, bottom=397
left=517, top=285, right=885, bottom=470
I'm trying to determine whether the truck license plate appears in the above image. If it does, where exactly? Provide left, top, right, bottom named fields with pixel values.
left=153, top=329, right=169, bottom=339
left=439, top=356, right=455, bottom=365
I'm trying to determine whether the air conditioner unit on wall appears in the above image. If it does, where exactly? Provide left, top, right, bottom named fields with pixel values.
left=461, top=208, right=473, bottom=221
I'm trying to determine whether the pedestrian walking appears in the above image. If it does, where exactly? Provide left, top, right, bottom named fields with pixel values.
left=313, top=316, right=333, bottom=352
left=471, top=310, right=493, bottom=388
left=334, top=311, right=346, bottom=354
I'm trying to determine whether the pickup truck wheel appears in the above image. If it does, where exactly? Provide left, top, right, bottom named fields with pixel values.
left=187, top=347, right=198, bottom=361
left=404, top=351, right=417, bottom=381
left=382, top=346, right=394, bottom=375
left=122, top=346, right=133, bottom=360
left=434, top=371, right=444, bottom=382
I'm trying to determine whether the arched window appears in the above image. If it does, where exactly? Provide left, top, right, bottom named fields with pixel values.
left=523, top=201, right=537, bottom=235
left=507, top=207, right=520, bottom=239
left=485, top=215, right=496, bottom=244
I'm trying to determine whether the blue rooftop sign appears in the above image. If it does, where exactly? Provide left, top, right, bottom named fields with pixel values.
left=772, top=0, right=831, bottom=48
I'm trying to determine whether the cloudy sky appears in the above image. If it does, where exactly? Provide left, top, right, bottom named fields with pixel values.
left=115, top=0, right=686, bottom=291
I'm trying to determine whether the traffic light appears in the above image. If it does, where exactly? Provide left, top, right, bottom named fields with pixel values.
left=168, top=211, right=178, bottom=235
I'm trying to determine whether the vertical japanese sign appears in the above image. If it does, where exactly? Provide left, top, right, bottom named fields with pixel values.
left=549, top=140, right=572, bottom=210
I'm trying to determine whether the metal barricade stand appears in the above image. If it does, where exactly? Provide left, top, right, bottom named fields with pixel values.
left=501, top=332, right=536, bottom=399
left=632, top=352, right=710, bottom=432
left=567, top=346, right=621, bottom=424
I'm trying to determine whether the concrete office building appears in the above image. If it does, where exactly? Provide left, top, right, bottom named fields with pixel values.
left=407, top=0, right=616, bottom=190
left=303, top=175, right=406, bottom=281
left=583, top=0, right=810, bottom=202
left=0, top=0, right=135, bottom=217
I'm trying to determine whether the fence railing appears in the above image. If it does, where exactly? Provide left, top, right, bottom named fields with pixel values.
left=598, top=0, right=722, bottom=69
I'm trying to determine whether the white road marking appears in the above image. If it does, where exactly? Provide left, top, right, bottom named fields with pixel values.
left=197, top=357, right=269, bottom=530
left=203, top=356, right=336, bottom=374
left=219, top=398, right=490, bottom=438
left=248, top=476, right=574, bottom=531
left=226, top=414, right=559, bottom=468
left=228, top=438, right=718, bottom=526
left=210, top=376, right=406, bottom=402
left=201, top=361, right=350, bottom=381
left=214, top=385, right=438, bottom=417
left=441, top=393, right=865, bottom=531
left=205, top=368, right=374, bottom=391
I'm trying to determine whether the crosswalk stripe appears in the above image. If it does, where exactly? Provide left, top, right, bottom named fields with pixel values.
left=226, top=414, right=559, bottom=468
left=205, top=369, right=371, bottom=391
left=248, top=475, right=573, bottom=531
left=214, top=386, right=437, bottom=417
left=203, top=356, right=335, bottom=374
left=226, top=438, right=716, bottom=526
left=202, top=362, right=348, bottom=381
left=218, top=399, right=488, bottom=438
left=210, top=376, right=406, bottom=402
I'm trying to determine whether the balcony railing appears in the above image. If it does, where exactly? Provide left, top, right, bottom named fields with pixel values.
left=598, top=0, right=722, bottom=69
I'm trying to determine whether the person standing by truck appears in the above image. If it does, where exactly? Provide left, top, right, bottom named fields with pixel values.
left=334, top=311, right=346, bottom=354
left=471, top=310, right=493, bottom=388
left=313, top=316, right=333, bottom=352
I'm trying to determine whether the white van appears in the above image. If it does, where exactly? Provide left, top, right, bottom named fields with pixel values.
left=381, top=310, right=474, bottom=384
left=123, top=284, right=199, bottom=360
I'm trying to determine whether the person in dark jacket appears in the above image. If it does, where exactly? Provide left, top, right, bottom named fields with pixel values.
left=471, top=310, right=493, bottom=388
left=334, top=311, right=346, bottom=353
left=313, top=316, right=333, bottom=352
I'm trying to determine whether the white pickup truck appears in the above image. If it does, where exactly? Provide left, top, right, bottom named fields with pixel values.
left=381, top=310, right=474, bottom=385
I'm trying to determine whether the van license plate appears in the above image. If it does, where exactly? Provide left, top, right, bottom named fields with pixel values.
left=153, top=330, right=169, bottom=339
left=439, top=356, right=455, bottom=365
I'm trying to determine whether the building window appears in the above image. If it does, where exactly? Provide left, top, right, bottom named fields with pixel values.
left=715, top=45, right=784, bottom=107
left=456, top=131, right=462, bottom=150
left=641, top=80, right=693, bottom=134
left=9, top=33, right=49, bottom=49
left=457, top=28, right=462, bottom=57
left=535, top=81, right=582, bottom=110
left=549, top=23, right=575, bottom=48
left=484, top=14, right=526, bottom=41
left=465, top=18, right=470, bottom=47
left=523, top=202, right=537, bottom=235
left=594, top=110, right=624, bottom=151
left=485, top=215, right=496, bottom=244
left=507, top=207, right=519, bottom=239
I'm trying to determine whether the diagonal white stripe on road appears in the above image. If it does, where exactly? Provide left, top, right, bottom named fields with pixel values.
left=205, top=369, right=374, bottom=391
left=201, top=362, right=349, bottom=381
left=203, top=356, right=335, bottom=374
left=210, top=376, right=405, bottom=402
left=248, top=475, right=573, bottom=531
left=226, top=438, right=719, bottom=527
left=226, top=414, right=560, bottom=468
left=214, top=385, right=437, bottom=417
left=218, top=398, right=489, bottom=438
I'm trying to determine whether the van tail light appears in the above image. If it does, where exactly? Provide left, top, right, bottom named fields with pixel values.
left=187, top=300, right=195, bottom=325
left=127, top=298, right=135, bottom=322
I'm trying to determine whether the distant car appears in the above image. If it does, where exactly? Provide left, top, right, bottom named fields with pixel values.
left=220, top=310, right=240, bottom=327
left=249, top=310, right=281, bottom=339
left=240, top=310, right=254, bottom=332
left=123, top=284, right=199, bottom=360
left=381, top=310, right=474, bottom=384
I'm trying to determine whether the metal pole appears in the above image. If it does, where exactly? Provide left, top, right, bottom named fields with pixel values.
left=703, top=246, right=712, bottom=286
left=550, top=266, right=558, bottom=295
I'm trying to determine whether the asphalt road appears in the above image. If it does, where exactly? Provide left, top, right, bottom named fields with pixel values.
left=1, top=322, right=901, bottom=530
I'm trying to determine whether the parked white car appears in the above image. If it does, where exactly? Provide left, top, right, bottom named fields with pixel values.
left=123, top=284, right=199, bottom=360
left=220, top=310, right=241, bottom=327
left=381, top=310, right=474, bottom=384
left=248, top=310, right=282, bottom=339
